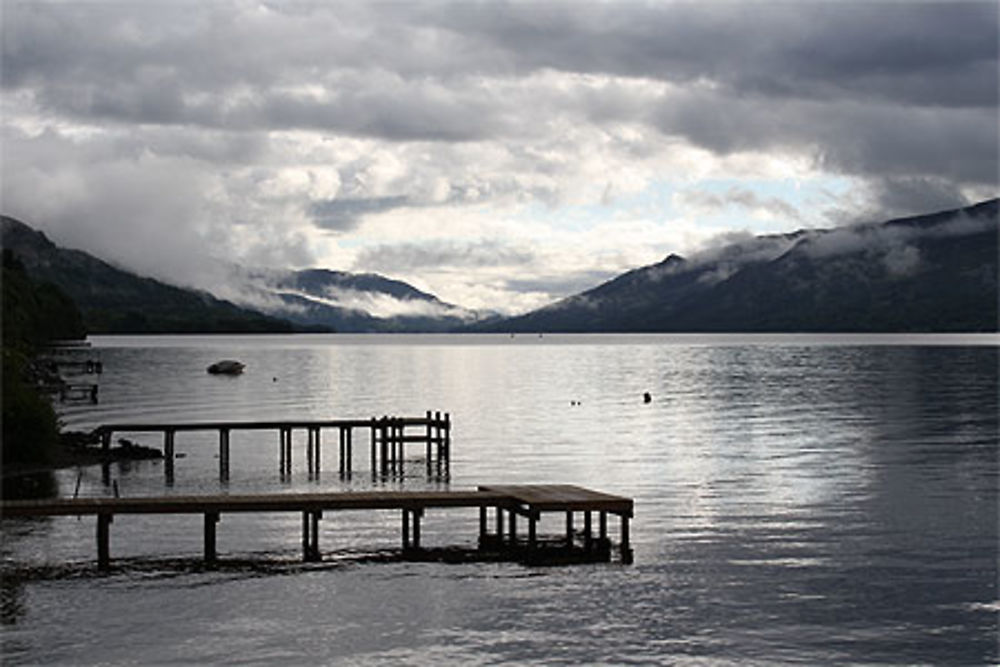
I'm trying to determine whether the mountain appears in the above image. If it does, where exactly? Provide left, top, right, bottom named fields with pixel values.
left=1, top=216, right=301, bottom=334
left=483, top=199, right=999, bottom=333
left=229, top=267, right=493, bottom=333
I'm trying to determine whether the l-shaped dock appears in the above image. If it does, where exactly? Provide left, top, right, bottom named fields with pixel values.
left=0, top=485, right=634, bottom=569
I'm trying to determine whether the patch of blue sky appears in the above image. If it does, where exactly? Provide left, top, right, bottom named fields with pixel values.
left=512, top=175, right=857, bottom=234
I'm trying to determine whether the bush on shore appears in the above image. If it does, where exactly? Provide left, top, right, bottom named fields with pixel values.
left=2, top=250, right=86, bottom=465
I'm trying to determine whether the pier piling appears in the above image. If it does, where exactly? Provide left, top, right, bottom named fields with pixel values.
left=94, top=413, right=450, bottom=483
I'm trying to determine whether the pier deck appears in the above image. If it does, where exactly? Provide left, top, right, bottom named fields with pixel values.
left=1, top=485, right=633, bottom=569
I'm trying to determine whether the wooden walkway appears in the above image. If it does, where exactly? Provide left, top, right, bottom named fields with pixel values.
left=94, top=412, right=451, bottom=482
left=0, top=485, right=633, bottom=569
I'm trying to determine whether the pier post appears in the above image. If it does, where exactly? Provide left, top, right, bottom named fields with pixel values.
left=413, top=508, right=422, bottom=549
left=316, top=428, right=323, bottom=474
left=343, top=427, right=350, bottom=476
left=204, top=512, right=219, bottom=564
left=401, top=509, right=410, bottom=550
left=566, top=512, right=574, bottom=548
left=164, top=430, right=175, bottom=484
left=307, top=429, right=314, bottom=475
left=279, top=430, right=285, bottom=474
left=620, top=515, right=632, bottom=564
left=599, top=512, right=607, bottom=542
left=434, top=411, right=443, bottom=477
left=479, top=506, right=487, bottom=546
left=379, top=418, right=389, bottom=477
left=508, top=510, right=517, bottom=548
left=495, top=506, right=504, bottom=541
left=96, top=513, right=113, bottom=571
left=338, top=427, right=346, bottom=476
left=219, top=429, right=230, bottom=482
left=444, top=413, right=450, bottom=464
left=279, top=428, right=293, bottom=477
left=584, top=511, right=593, bottom=552
left=391, top=420, right=401, bottom=475
left=528, top=514, right=537, bottom=550
left=370, top=418, right=377, bottom=476
left=100, top=429, right=112, bottom=453
left=302, top=510, right=322, bottom=562
left=426, top=410, right=433, bottom=476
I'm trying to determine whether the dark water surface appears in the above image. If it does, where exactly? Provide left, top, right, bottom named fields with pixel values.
left=2, top=334, right=997, bottom=665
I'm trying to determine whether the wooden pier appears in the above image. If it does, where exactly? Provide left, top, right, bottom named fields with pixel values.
left=95, top=412, right=451, bottom=482
left=0, top=485, right=633, bottom=569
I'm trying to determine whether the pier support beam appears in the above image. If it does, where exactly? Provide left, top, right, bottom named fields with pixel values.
left=96, top=513, right=113, bottom=571
left=426, top=411, right=433, bottom=477
left=204, top=512, right=219, bottom=563
left=307, top=428, right=322, bottom=477
left=279, top=428, right=293, bottom=477
left=219, top=429, right=230, bottom=482
left=402, top=508, right=424, bottom=551
left=164, top=430, right=175, bottom=484
left=478, top=506, right=487, bottom=546
left=620, top=514, right=633, bottom=564
left=302, top=510, right=322, bottom=562
left=338, top=427, right=351, bottom=477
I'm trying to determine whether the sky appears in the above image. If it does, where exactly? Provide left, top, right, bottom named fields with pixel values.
left=2, top=0, right=997, bottom=315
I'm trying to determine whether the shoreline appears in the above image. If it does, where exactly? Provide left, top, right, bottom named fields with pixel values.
left=2, top=433, right=163, bottom=481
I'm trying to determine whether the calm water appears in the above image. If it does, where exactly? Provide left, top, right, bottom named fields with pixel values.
left=2, top=334, right=997, bottom=665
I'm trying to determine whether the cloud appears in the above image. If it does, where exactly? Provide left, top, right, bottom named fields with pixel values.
left=676, top=187, right=802, bottom=221
left=309, top=196, right=411, bottom=232
left=1, top=1, right=996, bottom=314
left=354, top=240, right=536, bottom=272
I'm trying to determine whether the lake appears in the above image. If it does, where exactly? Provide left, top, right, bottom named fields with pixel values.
left=2, top=333, right=998, bottom=665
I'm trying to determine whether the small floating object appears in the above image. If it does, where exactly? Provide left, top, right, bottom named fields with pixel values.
left=643, top=392, right=652, bottom=404
left=207, top=360, right=245, bottom=375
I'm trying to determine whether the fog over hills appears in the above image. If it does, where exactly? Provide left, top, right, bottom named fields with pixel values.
left=3, top=199, right=996, bottom=334
left=0, top=216, right=492, bottom=333
left=221, top=267, right=494, bottom=333
left=477, top=199, right=999, bottom=333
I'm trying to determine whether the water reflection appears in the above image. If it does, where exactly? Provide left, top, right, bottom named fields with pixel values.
left=3, top=335, right=997, bottom=664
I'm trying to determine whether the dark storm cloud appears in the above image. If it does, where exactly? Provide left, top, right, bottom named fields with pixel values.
left=434, top=1, right=997, bottom=108
left=5, top=2, right=995, bottom=158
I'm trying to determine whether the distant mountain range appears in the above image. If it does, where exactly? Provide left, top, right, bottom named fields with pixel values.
left=0, top=216, right=490, bottom=333
left=3, top=199, right=996, bottom=334
left=224, top=267, right=493, bottom=333
left=477, top=199, right=999, bottom=333
left=0, top=216, right=302, bottom=334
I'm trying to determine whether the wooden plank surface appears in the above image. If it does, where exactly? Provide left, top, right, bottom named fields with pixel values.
left=97, top=417, right=445, bottom=433
left=1, top=485, right=633, bottom=518
left=478, top=484, right=634, bottom=515
left=0, top=490, right=513, bottom=517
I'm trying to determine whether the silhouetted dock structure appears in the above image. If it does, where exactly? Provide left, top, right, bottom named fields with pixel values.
left=95, top=412, right=451, bottom=482
left=0, top=485, right=634, bottom=569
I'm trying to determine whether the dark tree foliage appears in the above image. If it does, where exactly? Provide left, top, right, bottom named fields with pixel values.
left=2, top=250, right=86, bottom=465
